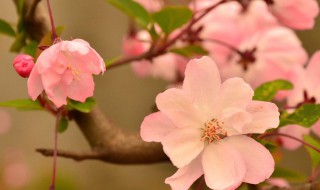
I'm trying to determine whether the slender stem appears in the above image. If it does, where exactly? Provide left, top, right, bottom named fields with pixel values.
left=196, top=176, right=205, bottom=190
left=46, top=0, right=57, bottom=42
left=258, top=132, right=320, bottom=153
left=49, top=112, right=61, bottom=190
left=308, top=166, right=320, bottom=182
left=203, top=38, right=243, bottom=55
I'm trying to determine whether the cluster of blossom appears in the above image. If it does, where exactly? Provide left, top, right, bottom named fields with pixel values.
left=9, top=0, right=320, bottom=189
left=125, top=0, right=320, bottom=189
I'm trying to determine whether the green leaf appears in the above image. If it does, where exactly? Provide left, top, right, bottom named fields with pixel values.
left=106, top=0, right=150, bottom=29
left=58, top=117, right=69, bottom=133
left=152, top=6, right=192, bottom=34
left=171, top=45, right=208, bottom=57
left=23, top=40, right=38, bottom=57
left=303, top=135, right=320, bottom=169
left=0, top=19, right=15, bottom=37
left=253, top=79, right=293, bottom=101
left=10, top=32, right=26, bottom=52
left=0, top=99, right=43, bottom=110
left=272, top=166, right=306, bottom=182
left=280, top=104, right=320, bottom=128
left=67, top=98, right=96, bottom=113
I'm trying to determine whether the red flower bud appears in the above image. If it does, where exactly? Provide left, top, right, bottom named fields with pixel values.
left=13, top=54, right=35, bottom=78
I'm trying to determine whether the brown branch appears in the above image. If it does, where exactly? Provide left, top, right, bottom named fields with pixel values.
left=72, top=106, right=168, bottom=164
left=36, top=148, right=103, bottom=161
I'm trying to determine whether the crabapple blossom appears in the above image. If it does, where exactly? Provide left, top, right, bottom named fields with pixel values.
left=204, top=26, right=307, bottom=87
left=270, top=0, right=319, bottom=30
left=278, top=124, right=310, bottom=150
left=28, top=39, right=106, bottom=108
left=277, top=51, right=320, bottom=150
left=13, top=54, right=35, bottom=78
left=123, top=31, right=187, bottom=81
left=141, top=56, right=280, bottom=190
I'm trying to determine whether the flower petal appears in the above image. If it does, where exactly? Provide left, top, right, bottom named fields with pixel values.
left=213, top=77, right=254, bottom=116
left=67, top=73, right=94, bottom=102
left=156, top=88, right=205, bottom=128
left=242, top=101, right=279, bottom=134
left=27, top=63, right=44, bottom=100
left=202, top=138, right=245, bottom=190
left=221, top=107, right=252, bottom=135
left=165, top=155, right=203, bottom=190
left=312, top=120, right=320, bottom=137
left=162, top=127, right=204, bottom=168
left=226, top=135, right=275, bottom=184
left=278, top=124, right=310, bottom=150
left=182, top=56, right=221, bottom=118
left=140, top=112, right=177, bottom=142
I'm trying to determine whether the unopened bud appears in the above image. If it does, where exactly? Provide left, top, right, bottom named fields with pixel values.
left=13, top=54, right=35, bottom=78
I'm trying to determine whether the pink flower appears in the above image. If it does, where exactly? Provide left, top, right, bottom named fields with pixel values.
left=277, top=51, right=320, bottom=150
left=141, top=56, right=279, bottom=190
left=122, top=32, right=150, bottom=57
left=13, top=54, right=35, bottom=78
left=205, top=26, right=307, bottom=88
left=28, top=39, right=105, bottom=108
left=278, top=124, right=310, bottom=150
left=131, top=53, right=187, bottom=82
left=126, top=31, right=188, bottom=82
left=271, top=0, right=319, bottom=30
left=134, top=0, right=164, bottom=12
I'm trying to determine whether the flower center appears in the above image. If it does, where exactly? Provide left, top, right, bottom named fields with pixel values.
left=201, top=119, right=227, bottom=143
left=237, top=48, right=257, bottom=71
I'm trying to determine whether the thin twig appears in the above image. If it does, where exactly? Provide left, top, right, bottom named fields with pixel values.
left=36, top=148, right=103, bottom=161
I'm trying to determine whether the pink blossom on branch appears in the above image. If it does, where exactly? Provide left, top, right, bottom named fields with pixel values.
left=123, top=31, right=188, bottom=82
left=270, top=0, right=319, bottom=30
left=204, top=26, right=307, bottom=88
left=28, top=39, right=106, bottom=108
left=277, top=51, right=320, bottom=150
left=141, top=56, right=279, bottom=190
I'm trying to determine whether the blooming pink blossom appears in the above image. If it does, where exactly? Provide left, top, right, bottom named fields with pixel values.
left=122, top=32, right=150, bottom=57
left=271, top=0, right=319, bottom=30
left=124, top=31, right=188, bottom=82
left=278, top=124, right=310, bottom=150
left=28, top=39, right=105, bottom=108
left=13, top=54, right=35, bottom=78
left=277, top=51, right=320, bottom=150
left=204, top=26, right=307, bottom=87
left=141, top=56, right=279, bottom=190
left=134, top=0, right=163, bottom=12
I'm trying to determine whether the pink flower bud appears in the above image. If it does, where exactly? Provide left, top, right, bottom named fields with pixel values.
left=13, top=54, right=35, bottom=78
